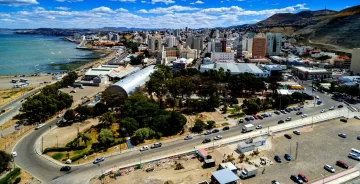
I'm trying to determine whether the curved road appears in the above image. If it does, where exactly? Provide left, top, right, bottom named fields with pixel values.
left=13, top=89, right=342, bottom=183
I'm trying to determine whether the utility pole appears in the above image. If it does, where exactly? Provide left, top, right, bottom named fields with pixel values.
left=41, top=136, right=44, bottom=153
left=295, top=142, right=299, bottom=160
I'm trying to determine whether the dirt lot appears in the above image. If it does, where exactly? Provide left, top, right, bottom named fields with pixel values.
left=245, top=118, right=360, bottom=184
left=0, top=87, right=34, bottom=107
left=0, top=75, right=53, bottom=90
left=89, top=155, right=217, bottom=184
left=59, top=84, right=107, bottom=105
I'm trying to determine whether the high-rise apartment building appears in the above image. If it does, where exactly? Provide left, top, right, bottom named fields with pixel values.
left=252, top=33, right=267, bottom=58
left=166, top=35, right=176, bottom=48
left=148, top=34, right=162, bottom=51
left=266, top=33, right=282, bottom=56
left=221, top=40, right=226, bottom=52
left=237, top=36, right=243, bottom=58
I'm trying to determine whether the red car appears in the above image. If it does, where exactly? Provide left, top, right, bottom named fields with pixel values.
left=253, top=115, right=258, bottom=119
left=336, top=160, right=349, bottom=169
left=298, top=173, right=308, bottom=182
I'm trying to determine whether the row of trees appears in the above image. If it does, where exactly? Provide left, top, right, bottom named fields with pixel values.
left=145, top=65, right=267, bottom=112
left=18, top=72, right=78, bottom=123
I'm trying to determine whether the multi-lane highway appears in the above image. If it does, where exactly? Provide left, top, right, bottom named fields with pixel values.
left=13, top=86, right=346, bottom=183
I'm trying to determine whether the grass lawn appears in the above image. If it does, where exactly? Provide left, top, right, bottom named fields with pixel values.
left=52, top=153, right=64, bottom=160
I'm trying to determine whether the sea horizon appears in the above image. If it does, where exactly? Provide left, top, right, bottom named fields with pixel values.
left=0, top=33, right=104, bottom=76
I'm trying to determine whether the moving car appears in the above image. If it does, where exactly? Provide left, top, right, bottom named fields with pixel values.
left=338, top=133, right=347, bottom=138
left=274, top=155, right=281, bottom=163
left=60, top=166, right=71, bottom=171
left=145, top=167, right=154, bottom=172
left=290, top=175, right=303, bottom=183
left=202, top=138, right=211, bottom=143
left=329, top=106, right=335, bottom=110
left=204, top=130, right=212, bottom=135
left=298, top=173, right=308, bottom=182
left=213, top=135, right=222, bottom=140
left=212, top=129, right=220, bottom=133
left=284, top=153, right=291, bottom=161
left=320, top=109, right=325, bottom=113
left=293, top=130, right=301, bottom=135
left=296, top=111, right=303, bottom=115
left=301, top=114, right=308, bottom=118
left=278, top=120, right=284, bottom=124
left=11, top=151, right=17, bottom=157
left=284, top=134, right=292, bottom=139
left=93, top=157, right=105, bottom=164
left=140, top=146, right=149, bottom=152
left=222, top=126, right=230, bottom=131
left=256, top=125, right=262, bottom=129
left=336, top=160, right=349, bottom=169
left=150, top=142, right=162, bottom=149
left=338, top=104, right=343, bottom=108
left=35, top=123, right=45, bottom=130
left=70, top=90, right=76, bottom=93
left=286, top=117, right=292, bottom=121
left=184, top=135, right=193, bottom=140
left=324, top=164, right=335, bottom=173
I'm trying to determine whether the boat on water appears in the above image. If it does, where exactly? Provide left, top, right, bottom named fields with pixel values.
left=35, top=64, right=39, bottom=67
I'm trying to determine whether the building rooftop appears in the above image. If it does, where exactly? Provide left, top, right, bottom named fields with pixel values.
left=212, top=168, right=239, bottom=184
left=201, top=62, right=264, bottom=74
left=85, top=68, right=113, bottom=76
left=219, top=162, right=237, bottom=171
left=293, top=66, right=330, bottom=73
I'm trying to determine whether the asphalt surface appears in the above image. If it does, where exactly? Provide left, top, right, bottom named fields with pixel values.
left=12, top=82, right=348, bottom=184
left=0, top=88, right=41, bottom=125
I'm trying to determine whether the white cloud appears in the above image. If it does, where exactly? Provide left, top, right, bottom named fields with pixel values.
left=111, top=0, right=136, bottom=2
left=55, top=6, right=70, bottom=11
left=200, top=6, right=243, bottom=14
left=151, top=0, right=175, bottom=5
left=137, top=9, right=148, bottom=13
left=91, top=6, right=115, bottom=14
left=55, top=0, right=83, bottom=2
left=190, top=0, right=204, bottom=4
left=0, top=0, right=38, bottom=6
left=145, top=5, right=199, bottom=14
left=115, top=8, right=129, bottom=12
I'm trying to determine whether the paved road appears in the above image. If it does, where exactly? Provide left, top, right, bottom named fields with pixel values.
left=13, top=87, right=347, bottom=183
left=0, top=88, right=41, bottom=125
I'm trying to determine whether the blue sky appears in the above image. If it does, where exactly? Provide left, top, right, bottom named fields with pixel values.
left=0, top=0, right=358, bottom=29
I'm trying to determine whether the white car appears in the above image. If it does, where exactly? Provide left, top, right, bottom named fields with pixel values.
left=140, top=146, right=149, bottom=152
left=286, top=117, right=292, bottom=121
left=256, top=125, right=262, bottom=129
left=57, top=114, right=62, bottom=118
left=35, top=123, right=45, bottom=130
left=301, top=114, right=308, bottom=118
left=354, top=116, right=360, bottom=120
left=213, top=135, right=222, bottom=140
left=329, top=106, right=335, bottom=110
left=11, top=151, right=17, bottom=157
left=93, top=157, right=105, bottom=164
left=184, top=135, right=193, bottom=140
left=293, top=130, right=301, bottom=135
left=348, top=153, right=360, bottom=161
left=320, top=109, right=325, bottom=113
left=315, top=96, right=320, bottom=99
left=324, top=164, right=335, bottom=173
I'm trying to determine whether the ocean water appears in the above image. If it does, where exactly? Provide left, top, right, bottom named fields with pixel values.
left=0, top=33, right=103, bottom=76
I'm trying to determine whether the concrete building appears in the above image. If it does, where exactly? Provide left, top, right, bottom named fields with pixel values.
left=266, top=33, right=282, bottom=56
left=211, top=169, right=239, bottom=184
left=148, top=34, right=162, bottom=51
left=166, top=35, right=176, bottom=48
left=172, top=58, right=193, bottom=71
left=193, top=36, right=204, bottom=51
left=332, top=55, right=351, bottom=69
left=207, top=41, right=212, bottom=53
left=179, top=47, right=198, bottom=59
left=211, top=52, right=235, bottom=61
left=237, top=36, right=243, bottom=58
left=237, top=137, right=266, bottom=153
left=350, top=48, right=360, bottom=74
left=200, top=62, right=269, bottom=78
left=221, top=40, right=226, bottom=52
left=215, top=42, right=222, bottom=52
left=215, top=29, right=219, bottom=38
left=292, top=66, right=332, bottom=80
left=242, top=36, right=253, bottom=54
left=165, top=48, right=178, bottom=57
left=252, top=33, right=266, bottom=58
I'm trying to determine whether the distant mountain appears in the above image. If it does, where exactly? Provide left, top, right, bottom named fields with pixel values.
left=258, top=10, right=337, bottom=25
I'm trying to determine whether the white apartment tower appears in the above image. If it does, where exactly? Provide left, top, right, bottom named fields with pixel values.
left=166, top=35, right=176, bottom=48
left=266, top=33, right=282, bottom=56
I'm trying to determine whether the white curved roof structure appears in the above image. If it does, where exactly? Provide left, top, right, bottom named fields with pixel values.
left=105, top=65, right=156, bottom=97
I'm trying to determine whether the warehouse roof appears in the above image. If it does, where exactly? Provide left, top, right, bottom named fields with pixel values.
left=200, top=62, right=264, bottom=74
left=212, top=169, right=239, bottom=184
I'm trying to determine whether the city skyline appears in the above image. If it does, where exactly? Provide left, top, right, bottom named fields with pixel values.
left=0, top=0, right=358, bottom=29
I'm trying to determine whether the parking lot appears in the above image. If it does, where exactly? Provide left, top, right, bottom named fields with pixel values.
left=59, top=84, right=108, bottom=105
left=245, top=118, right=360, bottom=183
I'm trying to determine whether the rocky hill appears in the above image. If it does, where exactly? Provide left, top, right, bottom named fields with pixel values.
left=256, top=5, right=360, bottom=51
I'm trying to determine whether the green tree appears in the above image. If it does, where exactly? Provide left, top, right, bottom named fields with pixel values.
left=120, top=117, right=139, bottom=136
left=101, top=91, right=127, bottom=110
left=75, top=106, right=91, bottom=120
left=93, top=103, right=107, bottom=116
left=98, top=112, right=116, bottom=127
left=0, top=150, right=11, bottom=173
left=64, top=109, right=76, bottom=122
left=98, top=129, right=114, bottom=145
left=192, top=119, right=206, bottom=133
left=245, top=100, right=260, bottom=115
left=134, top=128, right=156, bottom=141
left=206, top=120, right=216, bottom=130
left=82, top=133, right=92, bottom=146
left=130, top=54, right=145, bottom=65
left=146, top=65, right=173, bottom=106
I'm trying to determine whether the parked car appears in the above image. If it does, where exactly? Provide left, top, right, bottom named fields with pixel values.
left=293, top=130, right=301, bottom=135
left=253, top=115, right=258, bottom=120
left=249, top=116, right=254, bottom=120
left=338, top=104, right=343, bottom=108
left=140, top=146, right=149, bottom=152
left=239, top=119, right=244, bottom=123
left=245, top=117, right=250, bottom=121
left=204, top=130, right=212, bottom=135
left=324, top=164, right=335, bottom=173
left=272, top=180, right=280, bottom=184
left=354, top=116, right=360, bottom=120
left=150, top=142, right=162, bottom=149
left=338, top=133, right=347, bottom=138
left=257, top=115, right=263, bottom=120
left=280, top=110, right=287, bottom=114
left=348, top=153, right=360, bottom=161
left=340, top=118, right=348, bottom=122
left=184, top=135, right=193, bottom=140
left=274, top=155, right=281, bottom=163
left=315, top=96, right=320, bottom=99
left=274, top=111, right=280, bottom=115
left=213, top=135, right=222, bottom=140
left=296, top=111, right=303, bottom=115
left=284, top=134, right=292, bottom=139
left=284, top=153, right=292, bottom=161
left=357, top=135, right=360, bottom=140
left=145, top=167, right=154, bottom=172
left=320, top=109, right=325, bottom=113
left=301, top=114, right=308, bottom=118
left=298, top=173, right=308, bottom=182
left=212, top=129, right=220, bottom=133
left=329, top=106, right=335, bottom=110
left=290, top=175, right=303, bottom=183
left=60, top=166, right=71, bottom=171
left=278, top=120, right=285, bottom=124
left=93, top=157, right=105, bottom=164
left=336, top=160, right=349, bottom=169
left=222, top=126, right=230, bottom=131
left=286, top=117, right=292, bottom=121
left=70, top=90, right=76, bottom=93
left=256, top=125, right=262, bottom=129
left=202, top=138, right=211, bottom=143
left=57, top=114, right=62, bottom=118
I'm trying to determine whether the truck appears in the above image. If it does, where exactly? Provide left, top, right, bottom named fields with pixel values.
left=242, top=124, right=255, bottom=133
left=240, top=165, right=258, bottom=179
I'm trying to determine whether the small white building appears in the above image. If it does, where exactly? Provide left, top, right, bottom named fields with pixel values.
left=211, top=51, right=235, bottom=62
left=200, top=62, right=269, bottom=78
left=237, top=137, right=266, bottom=153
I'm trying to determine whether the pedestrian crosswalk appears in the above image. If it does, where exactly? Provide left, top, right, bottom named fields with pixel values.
left=312, top=108, right=348, bottom=122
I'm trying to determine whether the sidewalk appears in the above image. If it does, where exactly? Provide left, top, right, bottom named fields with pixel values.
left=312, top=167, right=360, bottom=184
